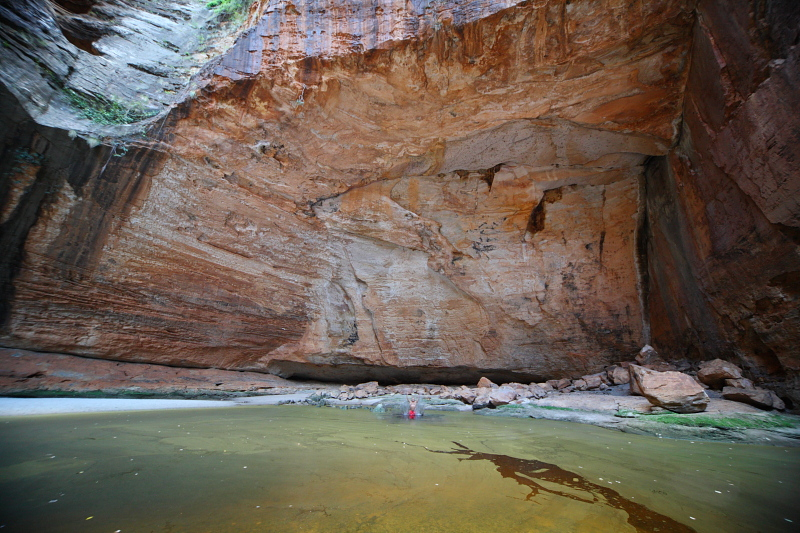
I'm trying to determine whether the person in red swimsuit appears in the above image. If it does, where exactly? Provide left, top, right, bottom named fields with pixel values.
left=407, top=397, right=421, bottom=418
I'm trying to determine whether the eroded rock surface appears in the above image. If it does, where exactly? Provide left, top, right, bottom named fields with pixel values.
left=645, top=0, right=800, bottom=407
left=1, top=0, right=798, bottom=403
left=0, top=347, right=300, bottom=396
left=0, top=0, right=696, bottom=384
left=0, top=0, right=228, bottom=136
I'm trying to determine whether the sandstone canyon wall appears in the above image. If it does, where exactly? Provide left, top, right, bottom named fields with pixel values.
left=0, top=1, right=798, bottom=401
left=645, top=0, right=800, bottom=406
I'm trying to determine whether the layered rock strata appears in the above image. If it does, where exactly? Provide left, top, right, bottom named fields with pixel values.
left=1, top=0, right=798, bottom=402
left=0, top=0, right=226, bottom=135
left=1, top=0, right=695, bottom=384
left=0, top=347, right=301, bottom=396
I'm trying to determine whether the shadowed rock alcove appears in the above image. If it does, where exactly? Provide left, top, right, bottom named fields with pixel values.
left=1, top=0, right=798, bottom=404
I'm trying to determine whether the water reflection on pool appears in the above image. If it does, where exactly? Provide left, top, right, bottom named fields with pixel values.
left=1, top=406, right=798, bottom=532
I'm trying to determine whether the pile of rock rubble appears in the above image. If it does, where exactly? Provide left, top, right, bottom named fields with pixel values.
left=335, top=346, right=786, bottom=414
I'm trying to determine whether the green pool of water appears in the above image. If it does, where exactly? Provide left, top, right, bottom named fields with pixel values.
left=1, top=406, right=798, bottom=532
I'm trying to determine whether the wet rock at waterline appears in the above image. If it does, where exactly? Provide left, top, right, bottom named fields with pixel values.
left=488, top=386, right=518, bottom=407
left=451, top=386, right=478, bottom=405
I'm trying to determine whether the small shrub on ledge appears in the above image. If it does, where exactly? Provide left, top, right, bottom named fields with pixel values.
left=64, top=88, right=157, bottom=125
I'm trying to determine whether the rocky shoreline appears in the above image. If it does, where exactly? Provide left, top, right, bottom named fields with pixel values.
left=329, top=345, right=789, bottom=415
left=2, top=347, right=799, bottom=446
left=314, top=375, right=800, bottom=447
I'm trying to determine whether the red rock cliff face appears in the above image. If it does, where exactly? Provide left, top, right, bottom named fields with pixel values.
left=3, top=0, right=796, bottom=394
left=646, top=0, right=800, bottom=405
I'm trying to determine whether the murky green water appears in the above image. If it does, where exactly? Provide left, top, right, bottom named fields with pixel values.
left=1, top=406, right=798, bottom=533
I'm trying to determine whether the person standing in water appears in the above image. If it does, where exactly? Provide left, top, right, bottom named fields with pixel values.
left=407, top=396, right=422, bottom=418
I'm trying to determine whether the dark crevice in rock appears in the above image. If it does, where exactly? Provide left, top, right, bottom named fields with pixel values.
left=635, top=161, right=652, bottom=344
left=768, top=270, right=800, bottom=297
left=0, top=162, right=57, bottom=327
left=643, top=155, right=724, bottom=361
left=51, top=5, right=112, bottom=56
left=451, top=163, right=503, bottom=190
left=777, top=223, right=800, bottom=246
left=51, top=0, right=97, bottom=15
left=266, top=359, right=547, bottom=386
left=526, top=187, right=562, bottom=237
left=479, top=163, right=503, bottom=190
left=127, top=62, right=173, bottom=77
left=61, top=29, right=102, bottom=55
left=0, top=86, right=69, bottom=328
left=598, top=229, right=607, bottom=257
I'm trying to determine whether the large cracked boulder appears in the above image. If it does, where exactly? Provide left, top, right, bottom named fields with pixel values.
left=724, top=378, right=755, bottom=390
left=629, top=364, right=709, bottom=413
left=581, top=372, right=608, bottom=390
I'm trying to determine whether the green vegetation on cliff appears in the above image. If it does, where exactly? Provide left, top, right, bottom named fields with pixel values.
left=207, top=0, right=250, bottom=19
left=64, top=89, right=157, bottom=125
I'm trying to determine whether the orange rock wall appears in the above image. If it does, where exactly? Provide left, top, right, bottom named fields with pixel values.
left=14, top=0, right=798, bottom=388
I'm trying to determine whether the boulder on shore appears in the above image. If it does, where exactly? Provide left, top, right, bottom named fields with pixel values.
left=581, top=372, right=607, bottom=389
left=697, top=359, right=743, bottom=389
left=526, top=384, right=548, bottom=399
left=547, top=378, right=572, bottom=390
left=452, top=386, right=477, bottom=405
left=629, top=364, right=709, bottom=413
left=724, top=378, right=755, bottom=390
left=477, top=377, right=496, bottom=388
left=608, top=366, right=631, bottom=385
left=355, top=381, right=380, bottom=394
left=722, top=387, right=785, bottom=411
left=472, top=387, right=493, bottom=409
left=635, top=345, right=662, bottom=366
left=488, top=387, right=518, bottom=407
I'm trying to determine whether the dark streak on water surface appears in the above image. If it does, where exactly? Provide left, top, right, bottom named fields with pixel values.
left=430, top=441, right=696, bottom=533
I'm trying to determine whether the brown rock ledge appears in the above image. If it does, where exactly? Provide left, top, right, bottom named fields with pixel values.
left=0, top=347, right=330, bottom=397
